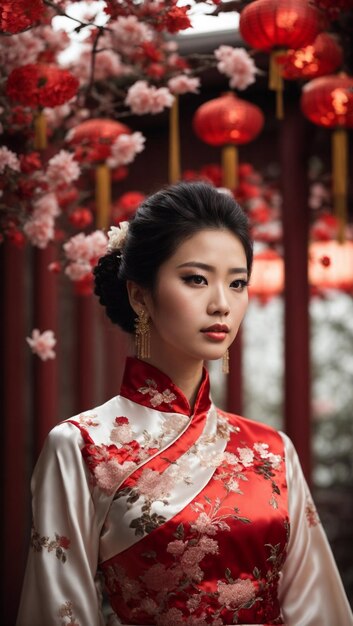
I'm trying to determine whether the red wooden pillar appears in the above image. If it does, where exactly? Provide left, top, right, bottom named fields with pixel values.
left=279, top=103, right=311, bottom=482
left=103, top=319, right=129, bottom=400
left=75, top=294, right=96, bottom=413
left=227, top=330, right=243, bottom=414
left=33, top=245, right=59, bottom=460
left=1, top=242, right=27, bottom=624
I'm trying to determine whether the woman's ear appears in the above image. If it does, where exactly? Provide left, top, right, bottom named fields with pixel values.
left=126, top=281, right=149, bottom=315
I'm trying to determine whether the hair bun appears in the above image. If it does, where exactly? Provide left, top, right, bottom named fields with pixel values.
left=93, top=252, right=135, bottom=333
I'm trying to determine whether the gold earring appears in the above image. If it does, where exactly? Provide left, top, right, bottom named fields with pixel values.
left=135, top=309, right=150, bottom=359
left=222, top=348, right=229, bottom=374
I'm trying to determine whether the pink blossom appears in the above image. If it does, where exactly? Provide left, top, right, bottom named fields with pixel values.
left=217, top=578, right=255, bottom=609
left=72, top=47, right=129, bottom=83
left=214, top=46, right=257, bottom=90
left=46, top=150, right=81, bottom=187
left=0, top=32, right=45, bottom=72
left=136, top=468, right=175, bottom=501
left=198, top=536, right=219, bottom=555
left=180, top=548, right=204, bottom=581
left=23, top=214, right=55, bottom=248
left=107, top=132, right=145, bottom=168
left=237, top=446, right=254, bottom=467
left=26, top=329, right=56, bottom=361
left=63, top=231, right=108, bottom=263
left=168, top=75, right=200, bottom=95
left=32, top=193, right=60, bottom=218
left=64, top=261, right=92, bottom=281
left=125, top=80, right=174, bottom=115
left=0, top=146, right=20, bottom=173
left=110, top=15, right=152, bottom=51
left=186, top=593, right=201, bottom=612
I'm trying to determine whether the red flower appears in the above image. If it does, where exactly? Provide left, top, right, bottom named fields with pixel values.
left=6, top=64, right=79, bottom=109
left=68, top=208, right=93, bottom=229
left=0, top=0, right=44, bottom=34
left=58, top=535, right=70, bottom=550
left=73, top=273, right=94, bottom=297
left=56, top=187, right=79, bottom=208
left=115, top=416, right=129, bottom=425
left=320, top=255, right=331, bottom=267
left=20, top=152, right=42, bottom=174
left=164, top=5, right=191, bottom=33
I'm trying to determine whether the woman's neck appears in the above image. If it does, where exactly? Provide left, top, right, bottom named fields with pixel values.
left=141, top=353, right=204, bottom=409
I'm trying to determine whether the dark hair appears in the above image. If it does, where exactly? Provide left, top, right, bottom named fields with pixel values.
left=94, top=181, right=253, bottom=333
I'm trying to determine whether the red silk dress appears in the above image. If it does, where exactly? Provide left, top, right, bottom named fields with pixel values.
left=17, top=358, right=353, bottom=626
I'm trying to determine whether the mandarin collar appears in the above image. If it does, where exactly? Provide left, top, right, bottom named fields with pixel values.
left=120, top=357, right=211, bottom=417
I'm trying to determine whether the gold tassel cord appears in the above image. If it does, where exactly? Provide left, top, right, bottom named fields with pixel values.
left=169, top=95, right=181, bottom=184
left=34, top=111, right=47, bottom=150
left=269, top=50, right=284, bottom=121
left=332, top=128, right=348, bottom=244
left=222, top=348, right=230, bottom=374
left=222, top=144, right=238, bottom=190
left=95, top=163, right=111, bottom=231
left=135, top=310, right=151, bottom=359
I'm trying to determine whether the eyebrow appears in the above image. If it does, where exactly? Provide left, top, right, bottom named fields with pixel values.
left=176, top=262, right=248, bottom=275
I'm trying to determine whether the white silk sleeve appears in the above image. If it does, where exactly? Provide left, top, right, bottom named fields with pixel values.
left=17, top=423, right=105, bottom=626
left=279, top=432, right=353, bottom=626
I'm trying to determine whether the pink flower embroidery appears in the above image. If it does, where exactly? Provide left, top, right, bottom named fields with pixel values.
left=305, top=499, right=320, bottom=528
left=141, top=562, right=181, bottom=592
left=110, top=422, right=135, bottom=445
left=136, top=468, right=175, bottom=501
left=166, top=539, right=186, bottom=556
left=217, top=578, right=256, bottom=609
left=138, top=379, right=177, bottom=408
left=94, top=459, right=136, bottom=494
left=186, top=594, right=201, bottom=612
left=26, top=329, right=56, bottom=361
left=139, top=597, right=159, bottom=615
left=156, top=607, right=184, bottom=626
left=191, top=512, right=217, bottom=536
left=237, top=446, right=254, bottom=467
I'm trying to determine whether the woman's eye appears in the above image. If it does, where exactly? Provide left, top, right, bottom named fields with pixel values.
left=182, top=274, right=207, bottom=286
left=231, top=279, right=248, bottom=292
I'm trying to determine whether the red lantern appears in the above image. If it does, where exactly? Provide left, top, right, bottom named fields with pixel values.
left=6, top=63, right=79, bottom=150
left=193, top=93, right=264, bottom=189
left=301, top=74, right=353, bottom=241
left=112, top=191, right=146, bottom=224
left=309, top=240, right=353, bottom=291
left=66, top=119, right=131, bottom=230
left=248, top=249, right=284, bottom=301
left=279, top=33, right=343, bottom=80
left=239, top=0, right=321, bottom=118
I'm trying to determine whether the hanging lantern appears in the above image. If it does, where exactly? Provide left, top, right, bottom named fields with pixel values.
left=248, top=249, right=284, bottom=301
left=193, top=93, right=264, bottom=190
left=279, top=33, right=343, bottom=81
left=239, top=0, right=321, bottom=119
left=6, top=63, right=79, bottom=149
left=301, top=74, right=353, bottom=241
left=309, top=240, right=353, bottom=291
left=66, top=118, right=131, bottom=230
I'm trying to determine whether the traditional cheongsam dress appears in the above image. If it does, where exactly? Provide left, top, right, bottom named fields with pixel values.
left=17, top=358, right=353, bottom=626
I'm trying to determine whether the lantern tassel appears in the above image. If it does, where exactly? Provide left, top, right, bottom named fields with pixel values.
left=332, top=128, right=348, bottom=243
left=34, top=110, right=47, bottom=150
left=269, top=51, right=284, bottom=120
left=169, top=96, right=181, bottom=183
left=95, top=164, right=111, bottom=230
left=222, top=145, right=238, bottom=190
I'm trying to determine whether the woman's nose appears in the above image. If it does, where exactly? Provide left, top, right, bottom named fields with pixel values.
left=207, top=287, right=230, bottom=316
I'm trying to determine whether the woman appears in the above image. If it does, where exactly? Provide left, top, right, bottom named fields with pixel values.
left=17, top=182, right=352, bottom=626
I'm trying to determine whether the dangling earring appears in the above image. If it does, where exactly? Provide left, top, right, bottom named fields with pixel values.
left=135, top=309, right=150, bottom=359
left=222, top=348, right=229, bottom=374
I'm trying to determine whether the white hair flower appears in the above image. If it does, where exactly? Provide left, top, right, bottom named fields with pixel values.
left=107, top=221, right=129, bottom=252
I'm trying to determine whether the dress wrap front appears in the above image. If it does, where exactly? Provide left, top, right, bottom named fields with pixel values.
left=17, top=358, right=353, bottom=626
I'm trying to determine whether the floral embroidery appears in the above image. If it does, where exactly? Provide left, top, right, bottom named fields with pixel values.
left=211, top=439, right=283, bottom=508
left=77, top=413, right=99, bottom=427
left=138, top=378, right=177, bottom=408
left=30, top=526, right=70, bottom=563
left=110, top=416, right=136, bottom=445
left=57, top=600, right=79, bottom=626
left=305, top=498, right=320, bottom=527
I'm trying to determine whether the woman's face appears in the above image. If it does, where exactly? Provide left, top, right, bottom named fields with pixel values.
left=144, top=228, right=249, bottom=366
